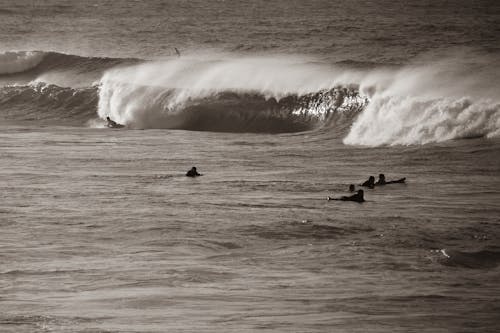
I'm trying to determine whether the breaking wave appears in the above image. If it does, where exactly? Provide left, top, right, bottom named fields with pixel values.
left=97, top=55, right=367, bottom=132
left=343, top=53, right=500, bottom=145
left=2, top=49, right=500, bottom=144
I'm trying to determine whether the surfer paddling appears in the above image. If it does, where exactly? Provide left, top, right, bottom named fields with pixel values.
left=328, top=189, right=365, bottom=203
left=361, top=176, right=375, bottom=189
left=375, top=174, right=406, bottom=186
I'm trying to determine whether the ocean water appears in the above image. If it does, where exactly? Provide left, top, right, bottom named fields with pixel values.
left=1, top=0, right=500, bottom=332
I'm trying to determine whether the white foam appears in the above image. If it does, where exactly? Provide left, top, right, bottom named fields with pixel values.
left=344, top=52, right=500, bottom=145
left=343, top=96, right=500, bottom=145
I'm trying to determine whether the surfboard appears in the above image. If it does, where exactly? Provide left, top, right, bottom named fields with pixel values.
left=107, top=123, right=124, bottom=129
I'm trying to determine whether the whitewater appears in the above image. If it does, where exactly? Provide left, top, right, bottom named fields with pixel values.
left=1, top=0, right=500, bottom=332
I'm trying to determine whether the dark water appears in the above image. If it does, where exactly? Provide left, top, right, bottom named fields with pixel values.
left=1, top=0, right=499, bottom=61
left=1, top=0, right=500, bottom=332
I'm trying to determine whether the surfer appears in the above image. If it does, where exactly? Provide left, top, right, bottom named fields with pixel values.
left=186, top=166, right=202, bottom=177
left=174, top=47, right=181, bottom=57
left=328, top=189, right=365, bottom=203
left=349, top=184, right=355, bottom=192
left=106, top=116, right=120, bottom=128
left=375, top=173, right=406, bottom=185
left=361, top=176, right=375, bottom=189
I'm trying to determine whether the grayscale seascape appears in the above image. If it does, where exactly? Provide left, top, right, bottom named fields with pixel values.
left=1, top=1, right=499, bottom=332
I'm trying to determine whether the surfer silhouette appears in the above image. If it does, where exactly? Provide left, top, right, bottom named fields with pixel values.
left=186, top=166, right=202, bottom=177
left=106, top=116, right=122, bottom=128
left=328, top=189, right=365, bottom=203
left=375, top=173, right=406, bottom=185
left=361, top=176, right=375, bottom=189
left=349, top=184, right=355, bottom=192
left=174, top=47, right=181, bottom=57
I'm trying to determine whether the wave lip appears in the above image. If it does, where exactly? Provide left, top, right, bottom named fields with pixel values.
left=0, top=51, right=46, bottom=75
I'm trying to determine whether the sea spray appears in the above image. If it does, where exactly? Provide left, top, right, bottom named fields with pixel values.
left=344, top=54, right=500, bottom=145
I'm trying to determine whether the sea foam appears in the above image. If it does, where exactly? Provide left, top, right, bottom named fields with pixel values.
left=344, top=54, right=500, bottom=145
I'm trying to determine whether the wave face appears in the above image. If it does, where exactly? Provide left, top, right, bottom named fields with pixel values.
left=97, top=55, right=366, bottom=133
left=0, top=82, right=98, bottom=124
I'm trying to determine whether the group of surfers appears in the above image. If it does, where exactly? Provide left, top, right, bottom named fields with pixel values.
left=109, top=111, right=405, bottom=204
left=327, top=174, right=406, bottom=203
left=110, top=110, right=404, bottom=206
left=186, top=166, right=404, bottom=204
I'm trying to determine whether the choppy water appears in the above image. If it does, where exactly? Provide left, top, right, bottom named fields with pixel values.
left=1, top=0, right=500, bottom=332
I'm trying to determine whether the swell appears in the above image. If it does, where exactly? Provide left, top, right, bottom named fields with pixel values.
left=0, top=50, right=139, bottom=81
left=0, top=82, right=98, bottom=124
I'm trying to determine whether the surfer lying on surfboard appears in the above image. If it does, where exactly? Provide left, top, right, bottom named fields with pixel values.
left=328, top=189, right=365, bottom=203
left=361, top=176, right=375, bottom=189
left=375, top=174, right=406, bottom=185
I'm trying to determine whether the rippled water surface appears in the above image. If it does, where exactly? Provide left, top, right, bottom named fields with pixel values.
left=1, top=126, right=499, bottom=332
left=1, top=0, right=500, bottom=331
